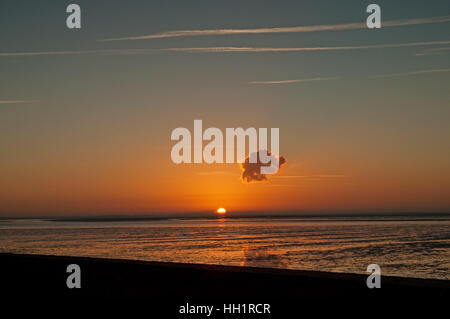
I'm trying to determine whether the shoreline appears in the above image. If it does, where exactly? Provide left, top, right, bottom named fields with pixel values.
left=1, top=252, right=448, bottom=287
left=2, top=252, right=449, bottom=315
left=2, top=253, right=448, bottom=302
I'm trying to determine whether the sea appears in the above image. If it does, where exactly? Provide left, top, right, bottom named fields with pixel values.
left=0, top=214, right=449, bottom=280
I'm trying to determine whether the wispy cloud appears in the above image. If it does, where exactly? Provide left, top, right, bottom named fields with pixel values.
left=0, top=49, right=157, bottom=57
left=272, top=176, right=308, bottom=179
left=416, top=46, right=450, bottom=56
left=250, top=77, right=337, bottom=85
left=2, top=40, right=449, bottom=58
left=100, top=15, right=450, bottom=42
left=273, top=175, right=345, bottom=179
left=252, top=68, right=450, bottom=86
left=271, top=175, right=346, bottom=184
left=373, top=68, right=450, bottom=78
left=0, top=100, right=36, bottom=104
left=0, top=51, right=91, bottom=57
left=318, top=175, right=345, bottom=178
left=160, top=40, right=450, bottom=53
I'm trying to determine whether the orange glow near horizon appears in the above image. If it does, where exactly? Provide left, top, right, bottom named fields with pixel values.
left=1, top=131, right=450, bottom=216
left=216, top=208, right=227, bottom=214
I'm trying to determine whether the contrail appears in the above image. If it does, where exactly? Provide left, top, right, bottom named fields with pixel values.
left=2, top=40, right=449, bottom=57
left=0, top=100, right=37, bottom=104
left=372, top=68, right=450, bottom=78
left=100, top=15, right=450, bottom=42
left=0, top=49, right=156, bottom=57
left=249, top=77, right=337, bottom=85
left=160, top=40, right=450, bottom=53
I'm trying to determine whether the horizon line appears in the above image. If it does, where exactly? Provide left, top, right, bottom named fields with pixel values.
left=1, top=211, right=450, bottom=220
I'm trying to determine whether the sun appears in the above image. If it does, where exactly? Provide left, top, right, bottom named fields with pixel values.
left=216, top=208, right=227, bottom=214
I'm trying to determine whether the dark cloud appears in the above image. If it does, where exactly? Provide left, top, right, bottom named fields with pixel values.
left=240, top=150, right=286, bottom=183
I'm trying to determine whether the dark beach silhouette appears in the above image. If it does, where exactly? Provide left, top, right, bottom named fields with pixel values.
left=1, top=253, right=448, bottom=315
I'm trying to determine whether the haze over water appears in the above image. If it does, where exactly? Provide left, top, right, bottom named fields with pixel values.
left=1, top=215, right=449, bottom=280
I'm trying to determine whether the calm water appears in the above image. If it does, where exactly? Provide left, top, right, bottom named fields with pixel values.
left=0, top=216, right=449, bottom=280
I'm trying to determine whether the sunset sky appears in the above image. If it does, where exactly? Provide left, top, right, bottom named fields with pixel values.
left=1, top=0, right=450, bottom=216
